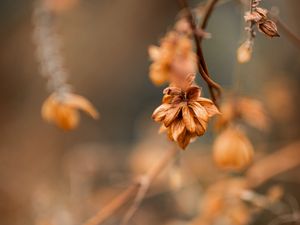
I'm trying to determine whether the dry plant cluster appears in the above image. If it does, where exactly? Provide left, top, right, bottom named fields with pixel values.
left=29, top=0, right=300, bottom=225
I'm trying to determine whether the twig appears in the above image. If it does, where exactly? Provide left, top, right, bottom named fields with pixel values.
left=246, top=141, right=300, bottom=188
left=199, top=0, right=219, bottom=42
left=270, top=14, right=300, bottom=49
left=82, top=147, right=179, bottom=225
left=178, top=0, right=222, bottom=105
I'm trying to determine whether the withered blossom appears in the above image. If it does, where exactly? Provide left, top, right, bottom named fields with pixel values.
left=152, top=74, right=220, bottom=149
left=42, top=92, right=99, bottom=130
left=148, top=31, right=197, bottom=86
left=215, top=96, right=269, bottom=131
left=213, top=127, right=254, bottom=171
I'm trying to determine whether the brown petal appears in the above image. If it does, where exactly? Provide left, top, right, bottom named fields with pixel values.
left=64, top=93, right=99, bottom=119
left=189, top=101, right=209, bottom=122
left=162, top=95, right=172, bottom=104
left=186, top=86, right=201, bottom=101
left=152, top=104, right=170, bottom=122
left=164, top=105, right=182, bottom=127
left=195, top=119, right=207, bottom=136
left=182, top=105, right=197, bottom=132
left=198, top=97, right=220, bottom=117
left=163, top=86, right=182, bottom=96
left=177, top=130, right=192, bottom=149
left=170, top=119, right=186, bottom=141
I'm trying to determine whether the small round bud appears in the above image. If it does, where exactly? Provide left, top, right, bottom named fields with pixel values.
left=237, top=41, right=252, bottom=64
left=213, top=127, right=254, bottom=171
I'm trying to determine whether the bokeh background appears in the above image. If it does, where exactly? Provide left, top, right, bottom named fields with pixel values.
left=0, top=0, right=299, bottom=225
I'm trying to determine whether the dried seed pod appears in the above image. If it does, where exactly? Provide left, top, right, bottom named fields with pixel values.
left=258, top=20, right=280, bottom=38
left=213, top=127, right=254, bottom=171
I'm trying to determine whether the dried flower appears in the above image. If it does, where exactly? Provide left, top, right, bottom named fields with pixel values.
left=42, top=92, right=99, bottom=130
left=258, top=19, right=280, bottom=38
left=148, top=32, right=197, bottom=86
left=215, top=97, right=269, bottom=131
left=213, top=127, right=254, bottom=171
left=237, top=41, right=253, bottom=63
left=152, top=74, right=219, bottom=149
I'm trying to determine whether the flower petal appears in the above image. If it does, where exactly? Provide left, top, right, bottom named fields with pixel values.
left=177, top=130, right=193, bottom=149
left=152, top=104, right=170, bottom=122
left=64, top=93, right=99, bottom=119
left=195, top=119, right=206, bottom=136
left=170, top=119, right=186, bottom=141
left=182, top=105, right=196, bottom=132
left=186, top=86, right=201, bottom=101
left=164, top=105, right=182, bottom=127
left=163, top=86, right=182, bottom=96
left=198, top=97, right=220, bottom=117
left=189, top=101, right=209, bottom=122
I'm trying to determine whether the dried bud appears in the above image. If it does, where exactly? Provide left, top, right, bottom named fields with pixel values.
left=213, top=127, right=254, bottom=171
left=258, top=20, right=280, bottom=38
left=42, top=92, right=99, bottom=130
left=237, top=41, right=252, bottom=63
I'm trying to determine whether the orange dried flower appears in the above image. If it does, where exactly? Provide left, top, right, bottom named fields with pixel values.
left=152, top=74, right=220, bottom=149
left=215, top=97, right=269, bottom=131
left=148, top=31, right=197, bottom=86
left=213, top=127, right=254, bottom=171
left=42, top=92, right=99, bottom=130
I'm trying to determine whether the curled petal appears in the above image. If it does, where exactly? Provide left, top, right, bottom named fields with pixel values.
left=164, top=105, right=182, bottom=127
left=182, top=105, right=196, bottom=132
left=186, top=86, right=201, bottom=101
left=195, top=119, right=207, bottom=136
left=170, top=119, right=186, bottom=141
left=64, top=93, right=99, bottom=119
left=177, top=130, right=193, bottom=149
left=163, top=86, right=182, bottom=96
left=198, top=97, right=220, bottom=117
left=189, top=101, right=209, bottom=122
left=152, top=104, right=170, bottom=122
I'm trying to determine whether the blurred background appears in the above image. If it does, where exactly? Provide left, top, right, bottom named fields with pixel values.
left=0, top=0, right=299, bottom=225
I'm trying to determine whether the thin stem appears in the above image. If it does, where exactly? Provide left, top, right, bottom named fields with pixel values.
left=178, top=0, right=222, bottom=105
left=82, top=147, right=179, bottom=225
left=199, top=0, right=219, bottom=42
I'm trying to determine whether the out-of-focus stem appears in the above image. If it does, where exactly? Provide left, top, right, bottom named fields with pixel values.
left=82, top=147, right=178, bottom=225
